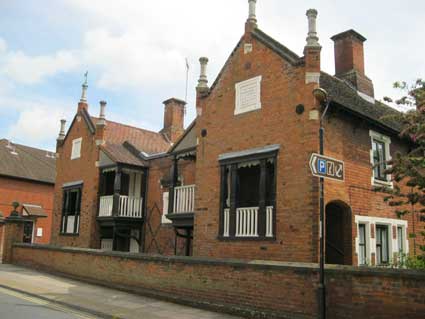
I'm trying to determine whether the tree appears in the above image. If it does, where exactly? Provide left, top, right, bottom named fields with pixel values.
left=380, top=79, right=425, bottom=265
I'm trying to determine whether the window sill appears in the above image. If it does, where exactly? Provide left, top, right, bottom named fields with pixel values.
left=372, top=178, right=393, bottom=189
left=59, top=233, right=80, bottom=237
left=217, top=235, right=276, bottom=242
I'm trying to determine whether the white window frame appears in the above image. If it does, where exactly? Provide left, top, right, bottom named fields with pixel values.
left=161, top=191, right=171, bottom=224
left=355, top=215, right=408, bottom=266
left=71, top=137, right=82, bottom=160
left=234, top=76, right=262, bottom=115
left=369, top=130, right=392, bottom=188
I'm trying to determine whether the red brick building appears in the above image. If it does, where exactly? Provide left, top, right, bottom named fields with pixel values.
left=50, top=2, right=424, bottom=266
left=0, top=139, right=55, bottom=244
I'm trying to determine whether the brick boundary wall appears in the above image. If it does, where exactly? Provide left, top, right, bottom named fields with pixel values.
left=11, top=244, right=425, bottom=319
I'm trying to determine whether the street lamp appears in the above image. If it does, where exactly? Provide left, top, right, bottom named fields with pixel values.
left=313, top=87, right=331, bottom=319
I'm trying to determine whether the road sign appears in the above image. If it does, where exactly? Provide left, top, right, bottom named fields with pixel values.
left=309, top=153, right=344, bottom=181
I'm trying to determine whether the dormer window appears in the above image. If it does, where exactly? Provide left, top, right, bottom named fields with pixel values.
left=369, top=130, right=392, bottom=187
left=71, top=138, right=82, bottom=160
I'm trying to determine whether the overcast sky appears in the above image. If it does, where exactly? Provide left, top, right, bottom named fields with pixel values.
left=0, top=0, right=424, bottom=150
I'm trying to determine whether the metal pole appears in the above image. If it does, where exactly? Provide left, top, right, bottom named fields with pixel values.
left=318, top=126, right=326, bottom=319
left=318, top=100, right=330, bottom=319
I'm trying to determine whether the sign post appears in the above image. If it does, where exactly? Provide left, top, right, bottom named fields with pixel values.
left=309, top=153, right=344, bottom=182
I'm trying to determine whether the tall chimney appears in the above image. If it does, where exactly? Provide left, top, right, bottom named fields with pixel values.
left=58, top=119, right=66, bottom=140
left=304, top=9, right=321, bottom=86
left=161, top=98, right=185, bottom=144
left=245, top=0, right=258, bottom=32
left=96, top=101, right=107, bottom=146
left=56, top=119, right=66, bottom=149
left=331, top=30, right=374, bottom=97
left=196, top=57, right=209, bottom=117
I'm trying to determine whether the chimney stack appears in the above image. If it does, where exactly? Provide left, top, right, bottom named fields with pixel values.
left=197, top=57, right=209, bottom=91
left=196, top=57, right=209, bottom=116
left=304, top=9, right=321, bottom=84
left=305, top=9, right=320, bottom=48
left=331, top=30, right=374, bottom=97
left=96, top=101, right=107, bottom=146
left=56, top=119, right=66, bottom=149
left=58, top=119, right=66, bottom=140
left=161, top=98, right=185, bottom=144
left=245, top=0, right=258, bottom=32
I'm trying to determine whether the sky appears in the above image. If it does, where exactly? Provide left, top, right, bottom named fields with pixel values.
left=0, top=0, right=424, bottom=151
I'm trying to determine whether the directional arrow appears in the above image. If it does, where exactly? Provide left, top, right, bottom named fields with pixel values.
left=309, top=153, right=345, bottom=182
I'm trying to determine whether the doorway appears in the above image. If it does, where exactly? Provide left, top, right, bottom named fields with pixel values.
left=325, top=201, right=352, bottom=265
left=23, top=221, right=34, bottom=243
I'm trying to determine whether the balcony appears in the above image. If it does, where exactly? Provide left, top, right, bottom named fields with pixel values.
left=223, top=206, right=274, bottom=238
left=99, top=195, right=143, bottom=218
left=173, top=185, right=195, bottom=214
left=167, top=184, right=195, bottom=228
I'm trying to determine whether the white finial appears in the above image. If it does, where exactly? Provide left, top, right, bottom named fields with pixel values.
left=80, top=71, right=88, bottom=102
left=58, top=119, right=66, bottom=140
left=306, top=9, right=320, bottom=48
left=248, top=0, right=257, bottom=24
left=197, top=57, right=209, bottom=89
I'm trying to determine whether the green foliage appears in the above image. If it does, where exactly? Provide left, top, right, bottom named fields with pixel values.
left=379, top=79, right=425, bottom=259
left=404, top=255, right=425, bottom=270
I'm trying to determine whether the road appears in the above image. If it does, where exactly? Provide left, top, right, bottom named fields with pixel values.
left=0, top=287, right=99, bottom=319
left=0, top=264, right=241, bottom=319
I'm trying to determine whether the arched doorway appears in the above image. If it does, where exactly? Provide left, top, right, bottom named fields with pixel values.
left=325, top=201, right=352, bottom=265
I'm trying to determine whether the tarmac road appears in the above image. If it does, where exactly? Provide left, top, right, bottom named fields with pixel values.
left=0, top=286, right=100, bottom=319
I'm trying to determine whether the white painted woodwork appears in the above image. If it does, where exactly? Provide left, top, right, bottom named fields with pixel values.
left=173, top=185, right=195, bottom=213
left=99, top=195, right=114, bottom=217
left=101, top=239, right=113, bottom=251
left=162, top=192, right=171, bottom=223
left=266, top=206, right=273, bottom=237
left=98, top=195, right=143, bottom=218
left=234, top=206, right=273, bottom=237
left=223, top=208, right=230, bottom=237
left=236, top=207, right=259, bottom=237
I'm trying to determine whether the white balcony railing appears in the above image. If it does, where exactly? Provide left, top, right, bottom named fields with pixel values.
left=173, top=185, right=195, bottom=214
left=223, top=206, right=273, bottom=238
left=236, top=207, right=259, bottom=237
left=98, top=195, right=143, bottom=218
left=99, top=195, right=113, bottom=217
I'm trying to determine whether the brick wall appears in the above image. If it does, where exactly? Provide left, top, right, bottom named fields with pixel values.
left=12, top=244, right=425, bottom=319
left=193, top=29, right=320, bottom=261
left=51, top=111, right=100, bottom=248
left=324, top=111, right=425, bottom=264
left=144, top=157, right=195, bottom=255
left=0, top=176, right=54, bottom=244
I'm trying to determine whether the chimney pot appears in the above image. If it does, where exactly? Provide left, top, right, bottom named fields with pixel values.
left=197, top=57, right=209, bottom=90
left=305, top=9, right=320, bottom=48
left=248, top=0, right=257, bottom=24
left=58, top=119, right=66, bottom=140
left=99, top=101, right=106, bottom=120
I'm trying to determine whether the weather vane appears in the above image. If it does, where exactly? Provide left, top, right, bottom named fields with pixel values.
left=83, top=71, right=88, bottom=86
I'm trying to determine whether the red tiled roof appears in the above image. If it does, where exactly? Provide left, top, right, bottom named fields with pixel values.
left=91, top=117, right=171, bottom=155
left=89, top=116, right=171, bottom=167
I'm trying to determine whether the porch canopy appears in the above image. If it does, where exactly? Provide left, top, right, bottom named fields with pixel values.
left=22, top=204, right=47, bottom=218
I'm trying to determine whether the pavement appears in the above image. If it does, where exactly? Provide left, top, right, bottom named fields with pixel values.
left=0, top=264, right=242, bottom=319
